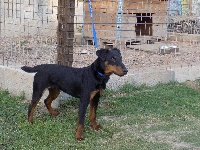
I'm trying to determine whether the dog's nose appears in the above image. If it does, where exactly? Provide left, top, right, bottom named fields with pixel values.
left=123, top=69, right=128, bottom=75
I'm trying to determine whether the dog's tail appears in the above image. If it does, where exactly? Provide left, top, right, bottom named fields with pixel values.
left=21, top=66, right=38, bottom=73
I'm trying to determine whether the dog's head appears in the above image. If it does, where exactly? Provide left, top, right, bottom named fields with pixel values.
left=96, top=48, right=128, bottom=77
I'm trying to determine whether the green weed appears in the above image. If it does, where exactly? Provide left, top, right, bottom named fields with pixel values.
left=1, top=82, right=200, bottom=149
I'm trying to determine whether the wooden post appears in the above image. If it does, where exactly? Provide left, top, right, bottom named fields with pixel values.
left=57, top=0, right=75, bottom=66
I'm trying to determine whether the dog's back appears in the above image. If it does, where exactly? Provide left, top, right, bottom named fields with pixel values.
left=21, top=64, right=89, bottom=98
left=22, top=64, right=64, bottom=73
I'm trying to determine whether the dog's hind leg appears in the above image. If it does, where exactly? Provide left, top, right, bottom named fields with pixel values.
left=28, top=74, right=49, bottom=123
left=28, top=88, right=46, bottom=123
left=44, top=88, right=60, bottom=116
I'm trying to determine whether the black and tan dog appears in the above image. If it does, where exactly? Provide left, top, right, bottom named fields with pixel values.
left=21, top=48, right=128, bottom=140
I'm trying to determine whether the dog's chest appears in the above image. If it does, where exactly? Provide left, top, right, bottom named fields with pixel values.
left=90, top=89, right=103, bottom=100
left=95, top=79, right=108, bottom=90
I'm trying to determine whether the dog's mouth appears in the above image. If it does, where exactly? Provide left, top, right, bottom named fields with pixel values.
left=113, top=71, right=127, bottom=77
left=104, top=66, right=128, bottom=77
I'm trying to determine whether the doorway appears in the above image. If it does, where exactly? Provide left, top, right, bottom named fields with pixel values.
left=135, top=13, right=153, bottom=36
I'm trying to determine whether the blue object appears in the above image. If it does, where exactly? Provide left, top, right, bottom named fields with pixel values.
left=88, top=0, right=98, bottom=49
left=168, top=0, right=182, bottom=16
left=97, top=71, right=105, bottom=77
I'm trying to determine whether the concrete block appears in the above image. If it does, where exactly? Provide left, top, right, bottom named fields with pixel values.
left=0, top=66, right=5, bottom=88
left=3, top=67, right=34, bottom=99
left=107, top=69, right=175, bottom=89
left=0, top=66, right=60, bottom=108
left=173, top=66, right=200, bottom=82
left=159, top=46, right=179, bottom=54
left=1, top=65, right=200, bottom=109
left=127, top=70, right=175, bottom=86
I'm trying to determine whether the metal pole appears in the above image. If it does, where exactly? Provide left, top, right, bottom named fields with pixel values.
left=0, top=0, right=2, bottom=36
left=115, top=0, right=124, bottom=41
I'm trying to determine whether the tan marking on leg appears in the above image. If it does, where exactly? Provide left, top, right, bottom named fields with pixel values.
left=76, top=124, right=84, bottom=141
left=28, top=99, right=40, bottom=123
left=28, top=88, right=47, bottom=123
left=90, top=90, right=102, bottom=130
left=44, top=88, right=60, bottom=116
left=99, top=89, right=103, bottom=96
left=90, top=90, right=99, bottom=101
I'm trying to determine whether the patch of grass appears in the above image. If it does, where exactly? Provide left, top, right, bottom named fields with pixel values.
left=1, top=82, right=200, bottom=149
left=180, top=131, right=200, bottom=147
left=118, top=83, right=149, bottom=93
left=195, top=78, right=200, bottom=85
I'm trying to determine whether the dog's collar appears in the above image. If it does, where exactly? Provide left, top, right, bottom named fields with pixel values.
left=97, top=71, right=106, bottom=77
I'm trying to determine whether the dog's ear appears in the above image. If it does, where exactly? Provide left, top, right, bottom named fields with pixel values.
left=112, top=48, right=121, bottom=54
left=96, top=49, right=108, bottom=61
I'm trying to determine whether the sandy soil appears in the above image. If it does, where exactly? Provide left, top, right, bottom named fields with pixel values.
left=1, top=38, right=200, bottom=73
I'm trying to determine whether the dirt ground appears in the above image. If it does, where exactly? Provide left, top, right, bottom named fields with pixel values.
left=1, top=38, right=200, bottom=74
left=73, top=41, right=200, bottom=73
left=184, top=80, right=200, bottom=92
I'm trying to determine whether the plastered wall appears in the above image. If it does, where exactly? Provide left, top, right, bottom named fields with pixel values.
left=1, top=65, right=200, bottom=108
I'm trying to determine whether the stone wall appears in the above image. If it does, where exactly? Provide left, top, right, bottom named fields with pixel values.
left=1, top=65, right=200, bottom=108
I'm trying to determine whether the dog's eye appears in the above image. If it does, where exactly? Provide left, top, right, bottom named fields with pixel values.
left=111, top=57, right=116, bottom=61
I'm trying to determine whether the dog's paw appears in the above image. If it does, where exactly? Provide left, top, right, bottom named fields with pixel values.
left=92, top=124, right=102, bottom=130
left=50, top=110, right=59, bottom=116
left=28, top=120, right=34, bottom=124
left=76, top=137, right=84, bottom=141
left=76, top=134, right=84, bottom=141
left=28, top=116, right=34, bottom=124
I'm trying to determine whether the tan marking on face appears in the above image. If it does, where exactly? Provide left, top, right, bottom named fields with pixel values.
left=104, top=61, right=124, bottom=76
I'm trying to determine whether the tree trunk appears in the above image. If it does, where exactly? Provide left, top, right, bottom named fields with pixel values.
left=57, top=0, right=75, bottom=66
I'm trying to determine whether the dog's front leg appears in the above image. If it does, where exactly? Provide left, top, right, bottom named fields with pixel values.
left=76, top=97, right=90, bottom=141
left=90, top=93, right=102, bottom=130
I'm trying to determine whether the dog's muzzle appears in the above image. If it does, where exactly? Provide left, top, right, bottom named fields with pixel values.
left=123, top=68, right=128, bottom=75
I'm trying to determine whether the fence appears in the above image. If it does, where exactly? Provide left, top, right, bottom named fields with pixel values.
left=1, top=0, right=200, bottom=78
